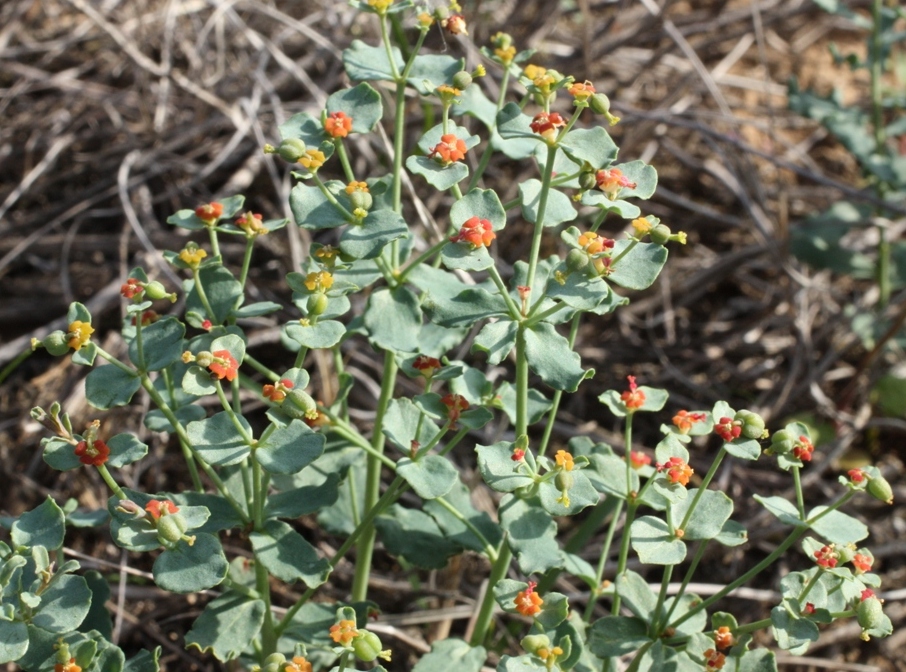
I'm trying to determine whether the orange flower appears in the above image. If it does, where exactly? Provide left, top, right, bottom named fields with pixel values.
left=704, top=648, right=726, bottom=670
left=145, top=499, right=179, bottom=519
left=714, top=626, right=735, bottom=650
left=792, top=435, right=814, bottom=462
left=324, top=111, right=353, bottom=138
left=262, top=378, right=294, bottom=402
left=67, top=320, right=94, bottom=351
left=54, top=659, right=81, bottom=672
left=848, top=469, right=866, bottom=484
left=852, top=553, right=873, bottom=574
left=428, top=134, right=467, bottom=164
left=620, top=375, right=646, bottom=410
left=195, top=202, right=223, bottom=224
left=299, top=149, right=326, bottom=170
left=595, top=168, right=636, bottom=197
left=413, top=355, right=442, bottom=378
left=714, top=417, right=741, bottom=442
left=442, top=13, right=467, bottom=35
left=578, top=231, right=614, bottom=255
left=121, top=277, right=143, bottom=299
left=813, top=544, right=838, bottom=569
left=236, top=211, right=265, bottom=235
left=529, top=112, right=566, bottom=141
left=672, top=410, right=707, bottom=435
left=629, top=451, right=651, bottom=469
left=514, top=581, right=543, bottom=617
left=554, top=450, right=574, bottom=471
left=286, top=657, right=313, bottom=672
left=329, top=619, right=358, bottom=646
left=657, top=456, right=693, bottom=486
left=568, top=80, right=596, bottom=101
left=441, top=393, right=470, bottom=424
left=209, top=349, right=239, bottom=382
left=74, top=439, right=109, bottom=467
left=450, top=216, right=495, bottom=249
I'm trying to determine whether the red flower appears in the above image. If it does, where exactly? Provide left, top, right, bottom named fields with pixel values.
left=620, top=375, right=646, bottom=410
left=131, top=310, right=159, bottom=326
left=703, top=649, right=726, bottom=670
left=54, top=659, right=82, bottom=672
left=441, top=393, right=470, bottom=424
left=629, top=451, right=651, bottom=469
left=428, top=134, right=467, bottom=164
left=814, top=544, right=838, bottom=569
left=144, top=499, right=179, bottom=520
left=657, top=456, right=693, bottom=486
left=511, top=448, right=526, bottom=462
left=74, top=439, right=110, bottom=467
left=514, top=581, right=543, bottom=616
left=120, top=277, right=143, bottom=299
left=672, top=410, right=707, bottom=434
left=792, top=435, right=814, bottom=462
left=595, top=168, right=636, bottom=197
left=209, top=349, right=239, bottom=382
left=450, top=216, right=495, bottom=249
left=848, top=468, right=866, bottom=483
left=413, top=355, right=442, bottom=378
left=861, top=588, right=875, bottom=601
left=714, top=417, right=741, bottom=443
left=236, top=211, right=265, bottom=235
left=324, top=111, right=353, bottom=138
left=529, top=112, right=566, bottom=141
left=195, top=202, right=223, bottom=223
left=201, top=319, right=213, bottom=331
left=442, top=13, right=467, bottom=35
left=803, top=602, right=816, bottom=615
left=852, top=553, right=873, bottom=574
left=263, top=378, right=294, bottom=402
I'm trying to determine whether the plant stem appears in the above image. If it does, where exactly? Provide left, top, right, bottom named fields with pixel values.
left=97, top=464, right=126, bottom=499
left=582, top=497, right=625, bottom=622
left=515, top=326, right=529, bottom=437
left=335, top=139, right=355, bottom=183
left=659, top=540, right=708, bottom=631
left=525, top=147, right=558, bottom=299
left=208, top=227, right=221, bottom=258
left=351, top=351, right=398, bottom=602
left=239, top=237, right=255, bottom=289
left=651, top=564, right=674, bottom=636
left=243, top=353, right=280, bottom=381
left=255, top=552, right=278, bottom=660
left=0, top=347, right=31, bottom=386
left=191, top=267, right=217, bottom=323
left=678, top=446, right=727, bottom=532
left=469, top=541, right=512, bottom=646
left=486, top=263, right=521, bottom=319
left=792, top=465, right=806, bottom=520
left=538, top=314, right=581, bottom=456
left=433, top=496, right=498, bottom=560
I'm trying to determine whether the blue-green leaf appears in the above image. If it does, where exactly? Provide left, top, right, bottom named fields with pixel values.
left=327, top=83, right=383, bottom=133
left=339, top=209, right=408, bottom=260
left=11, top=497, right=65, bottom=550
left=630, top=515, right=686, bottom=565
left=185, top=591, right=265, bottom=662
left=186, top=412, right=253, bottom=466
left=153, top=533, right=228, bottom=593
left=130, top=317, right=185, bottom=371
left=257, top=420, right=325, bottom=475
left=250, top=520, right=330, bottom=587
left=519, top=179, right=576, bottom=227
left=85, top=364, right=141, bottom=410
left=285, top=320, right=346, bottom=349
left=364, top=287, right=422, bottom=353
left=525, top=323, right=593, bottom=392
left=608, top=241, right=668, bottom=291
left=499, top=494, right=563, bottom=574
left=375, top=505, right=461, bottom=569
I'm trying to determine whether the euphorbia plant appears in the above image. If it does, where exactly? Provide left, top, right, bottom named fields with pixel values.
left=4, top=1, right=894, bottom=671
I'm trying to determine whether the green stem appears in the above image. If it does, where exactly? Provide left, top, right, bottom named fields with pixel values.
left=337, top=651, right=352, bottom=672
left=434, top=495, right=497, bottom=560
left=610, top=238, right=639, bottom=268
left=133, top=314, right=147, bottom=372
left=469, top=542, right=512, bottom=646
left=798, top=568, right=823, bottom=605
left=238, top=237, right=255, bottom=289
left=0, top=348, right=32, bottom=386
left=380, top=15, right=401, bottom=81
left=515, top=326, right=529, bottom=437
left=486, top=263, right=521, bottom=319
left=398, top=238, right=450, bottom=282
left=335, top=139, right=355, bottom=183
left=214, top=381, right=255, bottom=444
left=191, top=267, right=217, bottom=322
left=538, top=314, right=581, bottom=456
left=326, top=413, right=398, bottom=470
left=611, top=503, right=638, bottom=616
left=208, top=227, right=221, bottom=258
left=589, top=208, right=609, bottom=233
left=468, top=68, right=510, bottom=192
left=96, top=464, right=126, bottom=499
left=651, top=564, right=674, bottom=636
left=352, top=351, right=398, bottom=602
left=734, top=618, right=773, bottom=635
left=525, top=147, right=559, bottom=298
left=313, top=174, right=354, bottom=220
left=293, top=345, right=309, bottom=369
left=678, top=446, right=727, bottom=532
left=582, top=497, right=625, bottom=622
left=255, top=553, right=278, bottom=660
left=659, top=540, right=708, bottom=630
left=792, top=465, right=806, bottom=520
left=243, top=353, right=280, bottom=381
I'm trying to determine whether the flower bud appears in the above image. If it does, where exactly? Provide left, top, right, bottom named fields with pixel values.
left=521, top=634, right=551, bottom=655
left=579, top=170, right=598, bottom=192
left=555, top=470, right=574, bottom=492
left=42, top=331, right=72, bottom=356
left=866, top=473, right=894, bottom=505
left=307, top=293, right=329, bottom=317
left=649, top=224, right=672, bottom=245
left=156, top=512, right=188, bottom=543
left=734, top=409, right=766, bottom=440
left=144, top=280, right=171, bottom=301
left=452, top=71, right=473, bottom=90
left=275, top=138, right=308, bottom=163
left=352, top=630, right=383, bottom=662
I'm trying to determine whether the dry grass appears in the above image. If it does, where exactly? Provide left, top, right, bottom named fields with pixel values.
left=1, top=0, right=904, bottom=670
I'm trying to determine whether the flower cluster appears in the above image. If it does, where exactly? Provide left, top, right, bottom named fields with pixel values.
left=329, top=619, right=358, bottom=646
left=529, top=111, right=565, bottom=141
left=814, top=544, right=838, bottom=569
left=578, top=231, right=614, bottom=256
left=714, top=417, right=741, bottom=443
left=514, top=581, right=543, bottom=617
left=791, top=435, right=814, bottom=462
left=595, top=167, right=636, bottom=198
left=67, top=320, right=94, bottom=351
left=703, top=648, right=726, bottom=670
left=657, top=456, right=693, bottom=486
left=672, top=410, right=707, bottom=434
left=428, top=133, right=467, bottom=164
left=714, top=626, right=735, bottom=650
left=236, top=211, right=265, bottom=236
left=304, top=271, right=334, bottom=292
left=74, top=439, right=109, bottom=467
left=324, top=111, right=352, bottom=138
left=195, top=201, right=223, bottom=224
left=145, top=499, right=179, bottom=519
left=263, top=378, right=294, bottom=402
left=413, top=355, right=441, bottom=379
left=441, top=393, right=469, bottom=424
left=620, top=375, right=646, bottom=410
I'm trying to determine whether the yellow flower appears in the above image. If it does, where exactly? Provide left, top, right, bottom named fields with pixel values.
left=436, top=84, right=462, bottom=99
left=329, top=619, right=358, bottom=645
left=67, top=321, right=94, bottom=351
left=178, top=247, right=207, bottom=267
left=367, top=0, right=393, bottom=13
left=304, top=271, right=334, bottom=292
left=345, top=181, right=369, bottom=194
left=523, top=64, right=546, bottom=80
left=554, top=449, right=574, bottom=471
left=417, top=12, right=434, bottom=27
left=494, top=45, right=516, bottom=64
left=631, top=217, right=652, bottom=234
left=299, top=149, right=326, bottom=170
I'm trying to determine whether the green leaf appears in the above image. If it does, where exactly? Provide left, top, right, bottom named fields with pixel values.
left=476, top=441, right=535, bottom=493
left=375, top=505, right=461, bottom=569
left=181, top=365, right=216, bottom=396
left=424, top=480, right=502, bottom=552
left=754, top=495, right=805, bottom=527
left=496, top=103, right=538, bottom=140
left=0, top=619, right=28, bottom=664
left=130, top=317, right=185, bottom=371
left=724, top=437, right=762, bottom=461
left=538, top=471, right=599, bottom=516
left=808, top=506, right=868, bottom=544
left=124, top=648, right=162, bottom=672
left=32, top=573, right=92, bottom=633
left=497, top=655, right=547, bottom=672
left=234, top=301, right=281, bottom=318
left=186, top=411, right=253, bottom=466
left=499, top=494, right=563, bottom=574
left=665, top=593, right=708, bottom=636
left=585, top=452, right=638, bottom=498
left=716, top=519, right=748, bottom=547
left=524, top=323, right=593, bottom=392
left=615, top=570, right=657, bottom=620
left=630, top=515, right=687, bottom=565
left=560, top=127, right=619, bottom=169
left=106, top=433, right=149, bottom=468
left=12, top=497, right=65, bottom=550
left=185, top=591, right=265, bottom=662
left=285, top=320, right=346, bottom=349
left=327, top=83, right=383, bottom=132
left=364, top=287, right=422, bottom=352
left=613, top=160, right=658, bottom=200
left=398, top=455, right=459, bottom=500
left=473, top=320, right=518, bottom=365
left=494, top=382, right=552, bottom=426
left=771, top=605, right=818, bottom=654
left=441, top=242, right=495, bottom=271
left=42, top=436, right=83, bottom=471
left=608, top=241, right=668, bottom=291
left=737, top=649, right=778, bottom=672
left=340, top=209, right=408, bottom=260
left=546, top=268, right=621, bottom=313
left=343, top=39, right=400, bottom=82
left=450, top=188, right=507, bottom=231
left=598, top=385, right=669, bottom=417
left=407, top=53, right=465, bottom=95
left=588, top=616, right=650, bottom=657
left=170, top=492, right=243, bottom=534
left=265, top=474, right=340, bottom=519
left=452, top=83, right=497, bottom=128
left=186, top=265, right=243, bottom=325
left=519, top=179, right=576, bottom=227
left=289, top=181, right=347, bottom=230
left=84, top=364, right=141, bottom=410
left=669, top=489, right=734, bottom=540
left=153, top=533, right=228, bottom=593
left=423, top=286, right=508, bottom=328
left=412, top=639, right=486, bottom=672
left=407, top=155, right=470, bottom=191
left=70, top=342, right=97, bottom=366
left=250, top=520, right=330, bottom=587
left=383, top=398, right=440, bottom=453
left=257, top=420, right=325, bottom=475
left=580, top=191, right=642, bottom=218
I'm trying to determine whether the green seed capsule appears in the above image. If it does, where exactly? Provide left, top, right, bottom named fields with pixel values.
left=156, top=513, right=188, bottom=543
left=650, top=224, right=672, bottom=245
left=565, top=249, right=589, bottom=273
left=452, top=71, right=473, bottom=90
left=42, top=331, right=71, bottom=356
left=352, top=630, right=383, bottom=662
left=144, top=281, right=169, bottom=300
left=276, top=138, right=308, bottom=163
left=734, top=409, right=766, bottom=440
left=348, top=190, right=373, bottom=212
left=555, top=470, right=574, bottom=492
left=866, top=473, right=894, bottom=505
left=284, top=389, right=318, bottom=420
left=589, top=92, right=613, bottom=115
left=521, top=634, right=551, bottom=654
left=263, top=653, right=286, bottom=666
left=857, top=596, right=885, bottom=631
left=307, top=293, right=329, bottom=316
